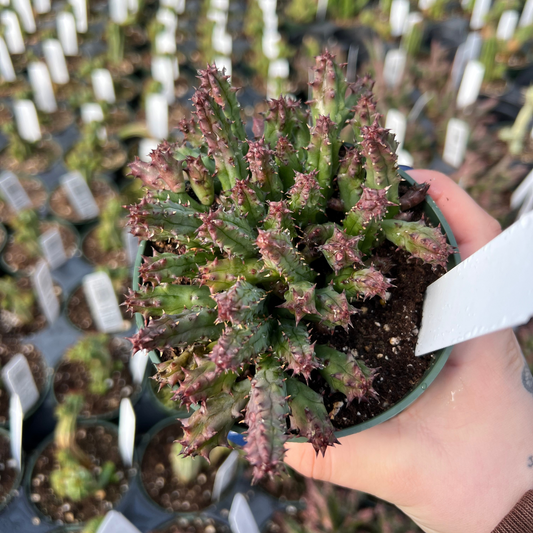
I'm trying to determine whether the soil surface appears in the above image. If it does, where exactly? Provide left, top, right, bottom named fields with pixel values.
left=256, top=469, right=306, bottom=502
left=30, top=424, right=129, bottom=524
left=0, top=177, right=48, bottom=224
left=0, top=140, right=61, bottom=175
left=0, top=433, right=17, bottom=506
left=152, top=518, right=230, bottom=533
left=102, top=107, right=131, bottom=138
left=101, top=139, right=127, bottom=172
left=82, top=223, right=128, bottom=269
left=0, top=225, right=5, bottom=250
left=54, top=337, right=138, bottom=417
left=39, top=108, right=75, bottom=136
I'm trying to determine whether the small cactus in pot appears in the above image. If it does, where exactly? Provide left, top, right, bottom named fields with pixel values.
left=126, top=53, right=454, bottom=482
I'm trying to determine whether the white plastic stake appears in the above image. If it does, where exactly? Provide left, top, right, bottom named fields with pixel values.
left=268, top=58, right=289, bottom=80
left=32, top=261, right=60, bottom=324
left=69, top=0, right=88, bottom=33
left=60, top=171, right=99, bottom=220
left=456, top=60, right=484, bottom=109
left=81, top=102, right=104, bottom=124
left=110, top=0, right=128, bottom=24
left=123, top=227, right=139, bottom=266
left=496, top=10, right=519, bottom=41
left=212, top=450, right=239, bottom=501
left=92, top=69, right=116, bottom=104
left=346, top=45, right=358, bottom=83
left=383, top=49, right=406, bottom=88
left=39, top=227, right=68, bottom=270
left=156, top=7, right=178, bottom=31
left=146, top=93, right=168, bottom=140
left=12, top=0, right=36, bottom=33
left=172, top=56, right=179, bottom=80
left=207, top=8, right=228, bottom=24
left=128, top=0, right=139, bottom=13
left=9, top=396, right=23, bottom=471
left=403, top=11, right=423, bottom=37
left=2, top=355, right=39, bottom=415
left=390, top=0, right=410, bottom=36
left=151, top=56, right=175, bottom=104
left=464, top=32, right=483, bottom=62
left=139, top=138, right=159, bottom=162
left=397, top=149, right=414, bottom=167
left=28, top=62, right=58, bottom=113
left=470, top=0, right=492, bottom=30
left=119, top=398, right=135, bottom=467
left=57, top=12, right=79, bottom=56
left=511, top=169, right=533, bottom=211
left=83, top=271, right=124, bottom=333
left=213, top=26, right=233, bottom=56
left=13, top=100, right=41, bottom=142
left=0, top=171, right=32, bottom=212
left=262, top=30, right=280, bottom=60
left=214, top=56, right=232, bottom=78
left=519, top=0, right=533, bottom=27
left=419, top=0, right=435, bottom=9
left=316, top=0, right=328, bottom=21
left=385, top=109, right=406, bottom=150
left=33, top=0, right=51, bottom=14
left=0, top=37, right=16, bottom=82
left=211, top=0, right=229, bottom=10
left=129, top=349, right=149, bottom=385
left=1, top=11, right=25, bottom=54
left=443, top=118, right=469, bottom=168
left=155, top=31, right=176, bottom=54
left=229, top=493, right=260, bottom=533
left=97, top=511, right=141, bottom=533
left=43, top=39, right=70, bottom=85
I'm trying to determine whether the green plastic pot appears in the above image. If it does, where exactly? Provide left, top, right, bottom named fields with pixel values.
left=0, top=426, right=24, bottom=513
left=131, top=170, right=461, bottom=440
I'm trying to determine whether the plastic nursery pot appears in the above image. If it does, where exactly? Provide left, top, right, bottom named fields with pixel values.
left=0, top=426, right=24, bottom=513
left=0, top=138, right=63, bottom=179
left=80, top=222, right=129, bottom=270
left=151, top=513, right=231, bottom=533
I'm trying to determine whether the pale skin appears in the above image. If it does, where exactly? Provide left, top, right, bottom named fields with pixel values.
left=285, top=169, right=533, bottom=533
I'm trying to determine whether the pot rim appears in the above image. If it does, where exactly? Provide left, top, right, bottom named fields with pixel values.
left=0, top=426, right=25, bottom=513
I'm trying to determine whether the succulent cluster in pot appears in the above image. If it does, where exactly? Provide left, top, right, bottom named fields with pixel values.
left=126, top=52, right=454, bottom=482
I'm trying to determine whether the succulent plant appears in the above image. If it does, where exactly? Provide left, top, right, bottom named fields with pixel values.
left=11, top=208, right=42, bottom=259
left=65, top=122, right=104, bottom=182
left=169, top=441, right=208, bottom=484
left=95, top=198, right=126, bottom=253
left=0, top=276, right=35, bottom=326
left=1, top=121, right=34, bottom=162
left=126, top=53, right=454, bottom=482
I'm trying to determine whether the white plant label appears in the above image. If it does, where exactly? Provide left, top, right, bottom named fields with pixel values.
left=60, top=171, right=99, bottom=220
left=520, top=0, right=533, bottom=27
left=419, top=0, right=435, bottom=9
left=214, top=56, right=232, bottom=78
left=213, top=26, right=233, bottom=56
left=156, top=8, right=178, bottom=31
left=139, top=138, right=159, bottom=162
left=268, top=58, right=289, bottom=79
left=39, top=227, right=68, bottom=270
left=81, top=102, right=104, bottom=124
left=0, top=0, right=10, bottom=6
left=33, top=0, right=51, bottom=14
left=2, top=354, right=39, bottom=415
left=390, top=0, right=410, bottom=37
left=43, top=39, right=70, bottom=85
left=57, top=12, right=79, bottom=56
left=0, top=37, right=16, bottom=82
left=128, top=0, right=139, bottom=14
left=263, top=13, right=278, bottom=34
left=32, top=260, right=60, bottom=324
left=69, top=0, right=88, bottom=33
left=1, top=11, right=25, bottom=54
left=28, top=62, right=58, bottom=113
left=443, top=118, right=469, bottom=168
left=0, top=171, right=32, bottom=212
left=97, top=511, right=141, bottom=533
left=207, top=8, right=228, bottom=24
left=151, top=56, right=175, bottom=104
left=346, top=45, right=359, bottom=83
left=92, top=69, right=116, bottom=104
left=511, top=168, right=533, bottom=217
left=496, top=10, right=519, bottom=41
left=211, top=0, right=229, bottom=10
left=403, top=11, right=423, bottom=36
left=119, top=398, right=135, bottom=467
left=12, top=0, right=35, bottom=33
left=262, top=30, right=281, bottom=61
left=383, top=49, right=406, bottom=88
left=229, top=493, right=260, bottom=533
left=9, top=395, right=23, bottom=471
left=83, top=271, right=124, bottom=333
left=110, top=0, right=128, bottom=24
left=385, top=109, right=406, bottom=150
left=212, top=450, right=239, bottom=501
left=464, top=32, right=483, bottom=62
left=124, top=228, right=138, bottom=266
left=456, top=60, right=484, bottom=109
left=397, top=149, right=414, bottom=167
left=172, top=56, right=179, bottom=80
left=316, top=0, right=328, bottom=21
left=155, top=31, right=176, bottom=55
left=470, top=0, right=492, bottom=30
left=146, top=93, right=169, bottom=140
left=13, top=100, right=41, bottom=142
left=129, top=349, right=149, bottom=385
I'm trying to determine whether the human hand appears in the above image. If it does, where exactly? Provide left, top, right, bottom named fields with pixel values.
left=285, top=170, right=533, bottom=533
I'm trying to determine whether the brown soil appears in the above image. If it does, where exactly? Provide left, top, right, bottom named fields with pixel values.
left=115, top=78, right=140, bottom=103
left=0, top=433, right=17, bottom=506
left=49, top=178, right=117, bottom=223
left=55, top=79, right=87, bottom=103
left=0, top=340, right=48, bottom=424
left=2, top=221, right=78, bottom=274
left=82, top=223, right=128, bottom=268
left=54, top=337, right=138, bottom=417
left=141, top=423, right=217, bottom=513
left=152, top=518, right=230, bottom=533
left=0, top=224, right=6, bottom=250
left=39, top=108, right=75, bottom=136
left=256, top=469, right=306, bottom=502
left=103, top=107, right=132, bottom=137
left=0, top=140, right=62, bottom=176
left=0, top=176, right=49, bottom=225
left=0, top=78, right=27, bottom=99
left=101, top=139, right=127, bottom=172
left=30, top=424, right=129, bottom=524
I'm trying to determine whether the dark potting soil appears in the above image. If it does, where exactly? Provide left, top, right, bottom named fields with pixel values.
left=0, top=433, right=17, bottom=506
left=0, top=340, right=48, bottom=424
left=30, top=425, right=129, bottom=524
left=54, top=337, right=138, bottom=417
left=141, top=423, right=217, bottom=513
left=152, top=517, right=230, bottom=533
left=101, top=139, right=128, bottom=172
left=82, top=224, right=129, bottom=269
left=0, top=176, right=48, bottom=224
left=0, top=140, right=61, bottom=176
left=257, top=469, right=306, bottom=502
left=39, top=108, right=75, bottom=136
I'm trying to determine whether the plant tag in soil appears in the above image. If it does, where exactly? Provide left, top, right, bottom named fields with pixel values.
left=0, top=37, right=16, bottom=82
left=123, top=228, right=139, bottom=266
left=470, top=0, right=491, bottom=29
left=268, top=58, right=289, bottom=80
left=416, top=211, right=533, bottom=355
left=496, top=10, right=519, bottom=40
left=128, top=0, right=139, bottom=14
left=0, top=171, right=32, bottom=212
left=28, top=62, right=58, bottom=114
left=9, top=395, right=23, bottom=471
left=464, top=32, right=483, bottom=62
left=157, top=7, right=178, bottom=31
left=139, top=138, right=160, bottom=162
left=442, top=118, right=469, bottom=168
left=13, top=99, right=42, bottom=143
left=1, top=11, right=25, bottom=54
left=214, top=56, right=232, bottom=78
left=262, top=30, right=280, bottom=60
left=60, top=171, right=100, bottom=220
left=383, top=49, right=406, bottom=88
left=43, top=39, right=70, bottom=85
left=110, top=0, right=128, bottom=23
left=212, top=450, right=239, bottom=502
left=418, top=0, right=435, bottom=9
left=160, top=0, right=185, bottom=13
left=69, top=0, right=88, bottom=33
left=207, top=7, right=228, bottom=24
left=316, top=0, right=328, bottom=21
left=92, top=69, right=116, bottom=104
left=172, top=56, right=179, bottom=80
left=155, top=30, right=177, bottom=54
left=213, top=27, right=233, bottom=56
left=81, top=103, right=107, bottom=140
left=32, top=260, right=60, bottom=324
left=83, top=271, right=124, bottom=333
left=119, top=398, right=135, bottom=467
left=385, top=109, right=406, bottom=150
left=520, top=0, right=533, bottom=26
left=390, top=0, right=410, bottom=36
left=397, top=149, right=414, bottom=167
left=57, top=12, right=79, bottom=56
left=151, top=56, right=175, bottom=104
left=97, top=511, right=141, bottom=533
left=346, top=45, right=359, bottom=83
left=129, top=349, right=149, bottom=385
left=229, top=493, right=260, bottom=533
left=12, top=0, right=36, bottom=33
left=3, top=354, right=40, bottom=415
left=34, top=0, right=51, bottom=14
left=511, top=169, right=533, bottom=218
left=146, top=93, right=169, bottom=140
left=456, top=60, right=484, bottom=109
left=39, top=227, right=68, bottom=270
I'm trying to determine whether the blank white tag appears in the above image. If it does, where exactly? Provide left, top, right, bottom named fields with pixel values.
left=81, top=102, right=104, bottom=124
left=403, top=11, right=423, bottom=36
left=456, top=60, right=484, bottom=109
left=13, top=100, right=42, bottom=142
left=60, top=171, right=99, bottom=220
left=156, top=8, right=178, bottom=31
left=263, top=13, right=278, bottom=34
left=139, top=138, right=159, bottom=162
left=109, top=0, right=128, bottom=24
left=83, top=271, right=124, bottom=333
left=520, top=0, right=533, bottom=27
left=229, top=493, right=260, bottom=533
left=1, top=11, right=25, bottom=54
left=496, top=10, right=519, bottom=40
left=33, top=0, right=51, bottom=14
left=43, top=39, right=70, bottom=85
left=316, top=0, right=328, bottom=21
left=128, top=0, right=139, bottom=13
left=32, top=260, right=60, bottom=324
left=213, top=26, right=233, bottom=56
left=464, top=32, right=483, bottom=62
left=383, top=49, right=406, bottom=88
left=419, top=0, right=435, bottom=8
left=470, top=0, right=492, bottom=30
left=9, top=396, right=22, bottom=471
left=129, top=349, right=149, bottom=385
left=155, top=31, right=176, bottom=54
left=212, top=450, right=239, bottom=502
left=28, top=62, right=58, bottom=113
left=511, top=169, right=533, bottom=210
left=0, top=37, right=16, bottom=82
left=119, top=398, right=135, bottom=467
left=443, top=118, right=469, bottom=168
left=69, top=0, right=88, bottom=33
left=214, top=56, right=232, bottom=78
left=12, top=0, right=36, bottom=33
left=92, top=69, right=116, bottom=104
left=123, top=227, right=139, bottom=265
left=97, top=511, right=141, bottom=533
left=2, top=354, right=39, bottom=415
left=39, top=227, right=68, bottom=270
left=390, top=0, right=410, bottom=36
left=207, top=8, right=227, bottom=24
left=57, top=12, right=79, bottom=56
left=268, top=58, right=289, bottom=79
left=172, top=57, right=179, bottom=80
left=0, top=171, right=32, bottom=212
left=146, top=92, right=169, bottom=140
left=211, top=0, right=229, bottom=10
left=385, top=109, right=406, bottom=150
left=262, top=31, right=280, bottom=60
left=397, top=149, right=414, bottom=167
left=151, top=56, right=175, bottom=104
